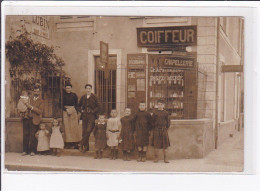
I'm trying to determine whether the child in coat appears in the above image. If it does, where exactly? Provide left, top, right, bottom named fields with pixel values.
left=151, top=99, right=171, bottom=163
left=134, top=102, right=152, bottom=162
left=35, top=123, right=50, bottom=155
left=120, top=108, right=135, bottom=161
left=50, top=118, right=64, bottom=157
left=106, top=109, right=121, bottom=160
left=93, top=114, right=107, bottom=159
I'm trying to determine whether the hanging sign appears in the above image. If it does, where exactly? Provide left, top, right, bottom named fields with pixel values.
left=100, top=41, right=109, bottom=78
left=137, top=26, right=197, bottom=48
left=221, top=65, right=243, bottom=72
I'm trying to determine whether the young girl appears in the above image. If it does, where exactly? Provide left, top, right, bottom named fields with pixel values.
left=35, top=123, right=50, bottom=155
left=50, top=118, right=64, bottom=156
left=120, top=108, right=135, bottom=161
left=93, top=114, right=107, bottom=159
left=106, top=109, right=121, bottom=160
left=151, top=99, right=171, bottom=163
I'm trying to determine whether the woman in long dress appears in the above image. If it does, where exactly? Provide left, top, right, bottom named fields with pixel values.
left=61, top=83, right=81, bottom=149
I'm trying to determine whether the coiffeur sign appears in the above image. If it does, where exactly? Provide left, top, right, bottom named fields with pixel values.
left=137, top=26, right=197, bottom=48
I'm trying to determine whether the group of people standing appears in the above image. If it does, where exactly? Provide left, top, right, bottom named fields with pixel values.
left=18, top=83, right=171, bottom=163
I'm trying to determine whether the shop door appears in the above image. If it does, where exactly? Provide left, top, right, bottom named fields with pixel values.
left=95, top=55, right=117, bottom=116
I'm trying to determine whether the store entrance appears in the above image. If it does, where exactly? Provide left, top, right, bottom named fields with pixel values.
left=94, top=55, right=117, bottom=116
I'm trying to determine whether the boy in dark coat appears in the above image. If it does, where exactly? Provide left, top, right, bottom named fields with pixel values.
left=133, top=102, right=152, bottom=162
left=151, top=99, right=171, bottom=163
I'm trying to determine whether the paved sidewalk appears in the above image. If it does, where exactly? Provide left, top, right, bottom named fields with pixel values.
left=4, top=131, right=244, bottom=173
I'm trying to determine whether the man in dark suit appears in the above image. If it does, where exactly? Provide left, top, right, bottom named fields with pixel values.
left=22, top=87, right=44, bottom=156
left=79, top=84, right=101, bottom=152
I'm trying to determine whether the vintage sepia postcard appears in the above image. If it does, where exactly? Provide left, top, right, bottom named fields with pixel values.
left=3, top=14, right=244, bottom=173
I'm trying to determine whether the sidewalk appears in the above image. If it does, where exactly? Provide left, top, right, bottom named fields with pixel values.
left=4, top=130, right=244, bottom=173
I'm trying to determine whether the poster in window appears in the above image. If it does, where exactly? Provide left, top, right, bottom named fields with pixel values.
left=137, top=79, right=145, bottom=91
left=136, top=71, right=145, bottom=78
left=128, top=84, right=136, bottom=91
left=128, top=92, right=136, bottom=98
left=128, top=72, right=136, bottom=78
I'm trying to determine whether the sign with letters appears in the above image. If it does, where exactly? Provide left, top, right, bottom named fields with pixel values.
left=32, top=16, right=50, bottom=39
left=137, top=26, right=197, bottom=48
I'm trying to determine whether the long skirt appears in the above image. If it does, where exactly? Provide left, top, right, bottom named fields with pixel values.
left=152, top=128, right=170, bottom=149
left=63, top=106, right=81, bottom=143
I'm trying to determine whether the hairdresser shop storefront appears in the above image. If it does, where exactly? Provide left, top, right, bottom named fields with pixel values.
left=127, top=26, right=214, bottom=159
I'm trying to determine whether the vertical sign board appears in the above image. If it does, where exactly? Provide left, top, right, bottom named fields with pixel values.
left=100, top=41, right=109, bottom=115
left=100, top=41, right=109, bottom=78
left=127, top=54, right=146, bottom=113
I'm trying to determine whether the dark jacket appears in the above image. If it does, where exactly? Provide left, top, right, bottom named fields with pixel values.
left=78, top=93, right=101, bottom=118
left=28, top=97, right=44, bottom=125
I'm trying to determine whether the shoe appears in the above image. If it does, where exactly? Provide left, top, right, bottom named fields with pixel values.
left=99, top=151, right=103, bottom=159
left=123, top=152, right=126, bottom=161
left=114, top=150, right=118, bottom=160
left=142, top=152, right=146, bottom=162
left=21, top=152, right=27, bottom=156
left=164, top=155, right=169, bottom=163
left=137, top=151, right=142, bottom=162
left=30, top=152, right=35, bottom=156
left=82, top=146, right=87, bottom=153
left=126, top=152, right=131, bottom=161
left=110, top=150, right=114, bottom=160
left=94, top=151, right=98, bottom=159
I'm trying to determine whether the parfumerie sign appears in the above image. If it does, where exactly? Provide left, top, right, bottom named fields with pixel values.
left=137, top=26, right=197, bottom=48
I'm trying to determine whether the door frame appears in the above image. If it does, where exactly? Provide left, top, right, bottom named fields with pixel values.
left=88, top=49, right=122, bottom=116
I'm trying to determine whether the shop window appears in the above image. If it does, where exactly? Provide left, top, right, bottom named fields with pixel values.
left=94, top=55, right=117, bottom=116
left=148, top=54, right=198, bottom=119
left=9, top=70, right=68, bottom=118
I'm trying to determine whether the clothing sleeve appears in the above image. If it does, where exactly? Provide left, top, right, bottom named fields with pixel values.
left=118, top=119, right=122, bottom=133
left=73, top=93, right=80, bottom=113
left=93, top=95, right=101, bottom=115
left=147, top=113, right=153, bottom=131
left=93, top=124, right=97, bottom=136
left=167, top=112, right=170, bottom=129
left=78, top=95, right=84, bottom=113
left=60, top=90, right=67, bottom=111
left=151, top=112, right=156, bottom=130
left=31, top=100, right=44, bottom=115
left=132, top=114, right=137, bottom=132
left=59, top=126, right=64, bottom=133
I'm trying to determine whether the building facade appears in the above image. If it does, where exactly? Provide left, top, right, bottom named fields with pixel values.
left=5, top=16, right=244, bottom=158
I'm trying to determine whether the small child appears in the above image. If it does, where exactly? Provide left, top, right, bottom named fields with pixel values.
left=93, top=114, right=107, bottom=159
left=151, top=99, right=171, bottom=163
left=50, top=118, right=64, bottom=157
left=106, top=109, right=121, bottom=160
left=120, top=108, right=135, bottom=161
left=35, top=123, right=50, bottom=155
left=17, top=90, right=30, bottom=118
left=134, top=101, right=152, bottom=162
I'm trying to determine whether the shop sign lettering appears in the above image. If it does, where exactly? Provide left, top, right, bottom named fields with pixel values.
left=137, top=26, right=197, bottom=47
